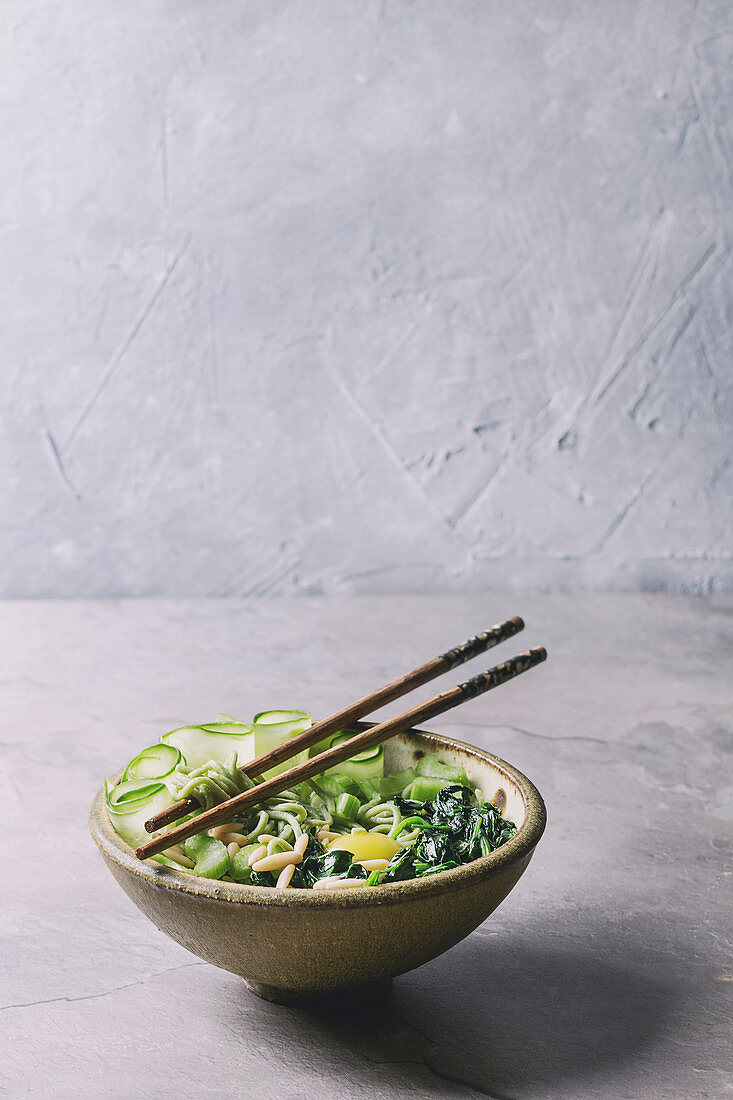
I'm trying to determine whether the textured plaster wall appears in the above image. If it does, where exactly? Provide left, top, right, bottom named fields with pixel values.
left=2, top=0, right=731, bottom=597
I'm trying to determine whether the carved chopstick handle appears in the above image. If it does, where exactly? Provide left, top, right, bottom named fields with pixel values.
left=457, top=646, right=547, bottom=703
left=440, top=617, right=524, bottom=669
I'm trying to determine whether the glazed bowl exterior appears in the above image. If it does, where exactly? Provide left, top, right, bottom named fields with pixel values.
left=89, top=725, right=546, bottom=1002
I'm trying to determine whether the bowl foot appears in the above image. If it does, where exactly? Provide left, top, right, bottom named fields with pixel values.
left=242, top=977, right=392, bottom=1008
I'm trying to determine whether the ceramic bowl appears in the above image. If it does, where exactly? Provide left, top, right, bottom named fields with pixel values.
left=89, top=724, right=546, bottom=1004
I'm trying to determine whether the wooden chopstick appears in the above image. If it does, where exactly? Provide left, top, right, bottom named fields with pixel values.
left=135, top=645, right=546, bottom=861
left=144, top=615, right=525, bottom=832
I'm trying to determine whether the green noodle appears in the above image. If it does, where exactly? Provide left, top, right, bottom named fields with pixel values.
left=163, top=752, right=413, bottom=846
left=167, top=752, right=255, bottom=809
left=165, top=760, right=405, bottom=847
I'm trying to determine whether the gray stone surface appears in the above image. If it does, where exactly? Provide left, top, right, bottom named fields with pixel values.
left=2, top=595, right=731, bottom=1099
left=2, top=2, right=731, bottom=599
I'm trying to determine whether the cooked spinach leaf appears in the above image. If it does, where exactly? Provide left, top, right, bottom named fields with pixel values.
left=299, top=837, right=367, bottom=888
left=380, top=785, right=517, bottom=884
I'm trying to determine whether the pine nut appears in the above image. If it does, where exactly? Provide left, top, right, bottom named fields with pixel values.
left=293, top=834, right=309, bottom=858
left=252, top=851, right=302, bottom=873
left=312, top=876, right=366, bottom=890
left=164, top=846, right=195, bottom=869
left=227, top=842, right=240, bottom=861
left=359, top=859, right=389, bottom=872
left=276, top=863, right=295, bottom=889
left=257, top=834, right=279, bottom=844
left=267, top=837, right=292, bottom=855
left=247, top=844, right=268, bottom=867
left=317, top=830, right=342, bottom=844
left=210, top=823, right=244, bottom=839
left=220, top=832, right=248, bottom=846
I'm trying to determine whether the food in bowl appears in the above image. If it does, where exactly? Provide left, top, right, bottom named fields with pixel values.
left=104, top=709, right=518, bottom=890
left=91, top=723, right=546, bottom=1003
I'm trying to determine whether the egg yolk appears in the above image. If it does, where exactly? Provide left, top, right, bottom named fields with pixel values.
left=327, top=832, right=400, bottom=862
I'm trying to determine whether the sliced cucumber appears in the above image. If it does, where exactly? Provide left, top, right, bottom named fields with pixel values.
left=123, top=743, right=183, bottom=782
left=160, top=721, right=254, bottom=770
left=252, top=710, right=311, bottom=778
left=107, top=778, right=165, bottom=808
left=329, top=732, right=382, bottom=763
left=105, top=778, right=176, bottom=848
left=309, top=729, right=385, bottom=781
left=254, top=709, right=310, bottom=726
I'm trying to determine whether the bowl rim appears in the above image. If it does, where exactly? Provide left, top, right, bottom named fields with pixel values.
left=89, top=725, right=546, bottom=909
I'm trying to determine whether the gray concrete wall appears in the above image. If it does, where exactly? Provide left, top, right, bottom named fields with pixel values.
left=2, top=0, right=731, bottom=597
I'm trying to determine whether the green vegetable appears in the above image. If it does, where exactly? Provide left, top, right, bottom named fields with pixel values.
left=335, top=793, right=360, bottom=820
left=414, top=860, right=460, bottom=876
left=183, top=833, right=229, bottom=879
left=415, top=753, right=471, bottom=786
left=107, top=778, right=164, bottom=808
left=394, top=814, right=431, bottom=836
left=161, top=720, right=254, bottom=770
left=367, top=768, right=417, bottom=798
left=182, top=832, right=213, bottom=861
left=252, top=710, right=311, bottom=777
left=123, top=743, right=183, bottom=782
left=316, top=773, right=363, bottom=799
left=297, top=836, right=367, bottom=888
left=404, top=775, right=453, bottom=803
left=105, top=778, right=176, bottom=848
left=229, top=846, right=260, bottom=883
left=309, top=729, right=385, bottom=781
left=379, top=785, right=517, bottom=884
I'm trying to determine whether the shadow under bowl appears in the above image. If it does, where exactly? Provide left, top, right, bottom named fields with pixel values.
left=89, top=725, right=546, bottom=1004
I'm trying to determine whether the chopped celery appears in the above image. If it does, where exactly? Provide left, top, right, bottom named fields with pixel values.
left=316, top=773, right=362, bottom=799
left=187, top=835, right=229, bottom=880
left=352, top=778, right=381, bottom=801
left=336, top=793, right=360, bottom=820
left=405, top=775, right=454, bottom=802
left=230, top=846, right=258, bottom=883
left=415, top=753, right=470, bottom=787
left=292, top=781, right=315, bottom=802
left=182, top=832, right=213, bottom=861
left=368, top=768, right=417, bottom=798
